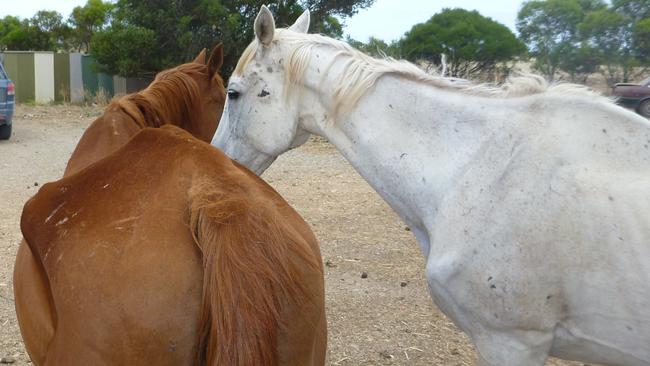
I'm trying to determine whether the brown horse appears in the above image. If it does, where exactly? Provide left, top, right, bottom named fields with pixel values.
left=63, top=45, right=226, bottom=177
left=14, top=45, right=327, bottom=365
left=14, top=45, right=227, bottom=364
left=17, top=126, right=327, bottom=365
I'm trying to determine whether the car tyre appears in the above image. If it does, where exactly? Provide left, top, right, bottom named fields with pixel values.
left=0, top=124, right=11, bottom=140
left=638, top=99, right=650, bottom=118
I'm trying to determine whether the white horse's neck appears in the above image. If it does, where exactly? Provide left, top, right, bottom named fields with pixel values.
left=296, top=52, right=512, bottom=256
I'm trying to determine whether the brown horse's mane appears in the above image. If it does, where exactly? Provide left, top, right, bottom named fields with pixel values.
left=110, top=62, right=214, bottom=130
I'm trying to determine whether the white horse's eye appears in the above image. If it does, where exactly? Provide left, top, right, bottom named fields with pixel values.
left=227, top=89, right=240, bottom=100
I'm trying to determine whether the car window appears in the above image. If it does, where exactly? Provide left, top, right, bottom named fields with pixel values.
left=0, top=63, right=6, bottom=79
left=642, top=77, right=650, bottom=87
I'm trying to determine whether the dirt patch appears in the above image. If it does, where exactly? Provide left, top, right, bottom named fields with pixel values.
left=0, top=105, right=102, bottom=364
left=0, top=105, right=587, bottom=365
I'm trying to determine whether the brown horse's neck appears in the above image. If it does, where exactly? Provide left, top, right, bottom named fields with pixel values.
left=64, top=63, right=219, bottom=178
left=110, top=71, right=209, bottom=139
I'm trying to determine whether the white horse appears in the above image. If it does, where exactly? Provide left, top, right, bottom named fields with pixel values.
left=213, top=6, right=650, bottom=366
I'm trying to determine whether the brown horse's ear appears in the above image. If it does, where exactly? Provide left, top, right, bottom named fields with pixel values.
left=194, top=48, right=207, bottom=64
left=207, top=43, right=224, bottom=78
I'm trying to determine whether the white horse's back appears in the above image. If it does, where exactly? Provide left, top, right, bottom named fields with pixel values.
left=429, top=94, right=650, bottom=365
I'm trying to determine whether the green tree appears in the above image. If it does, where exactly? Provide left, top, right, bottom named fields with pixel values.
left=579, top=8, right=630, bottom=85
left=578, top=0, right=650, bottom=84
left=0, top=15, right=56, bottom=51
left=91, top=0, right=374, bottom=78
left=557, top=44, right=601, bottom=82
left=636, top=17, right=650, bottom=61
left=612, top=0, right=650, bottom=74
left=300, top=0, right=373, bottom=34
left=612, top=0, right=650, bottom=21
left=0, top=16, right=24, bottom=50
left=31, top=10, right=71, bottom=50
left=517, top=0, right=607, bottom=80
left=347, top=36, right=399, bottom=58
left=69, top=0, right=114, bottom=52
left=91, top=23, right=158, bottom=76
left=399, top=8, right=525, bottom=78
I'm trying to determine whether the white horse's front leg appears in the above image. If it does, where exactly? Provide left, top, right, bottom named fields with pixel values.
left=425, top=253, right=554, bottom=366
left=473, top=330, right=553, bottom=366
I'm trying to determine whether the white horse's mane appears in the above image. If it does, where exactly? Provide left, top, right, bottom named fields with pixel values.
left=234, top=30, right=612, bottom=113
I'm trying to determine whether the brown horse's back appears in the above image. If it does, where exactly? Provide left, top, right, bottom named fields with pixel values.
left=18, top=126, right=326, bottom=365
left=63, top=109, right=144, bottom=176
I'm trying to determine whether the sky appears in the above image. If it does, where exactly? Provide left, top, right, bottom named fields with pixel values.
left=2, top=0, right=524, bottom=42
left=2, top=0, right=87, bottom=20
left=344, top=0, right=524, bottom=42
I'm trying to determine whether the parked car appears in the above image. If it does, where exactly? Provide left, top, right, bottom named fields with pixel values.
left=0, top=61, right=15, bottom=139
left=613, top=77, right=650, bottom=118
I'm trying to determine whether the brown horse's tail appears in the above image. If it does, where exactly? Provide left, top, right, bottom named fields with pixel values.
left=189, top=182, right=317, bottom=366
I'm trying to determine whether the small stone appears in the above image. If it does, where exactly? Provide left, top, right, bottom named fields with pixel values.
left=34, top=182, right=39, bottom=186
left=379, top=351, right=393, bottom=359
left=361, top=271, right=368, bottom=279
left=325, top=260, right=336, bottom=268
left=400, top=281, right=408, bottom=287
left=1, top=356, right=16, bottom=364
left=450, top=348, right=460, bottom=355
left=404, top=226, right=411, bottom=231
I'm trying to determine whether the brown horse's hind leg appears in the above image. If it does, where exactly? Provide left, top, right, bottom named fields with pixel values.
left=14, top=240, right=56, bottom=365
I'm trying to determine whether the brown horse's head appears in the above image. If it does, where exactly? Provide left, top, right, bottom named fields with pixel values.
left=138, top=45, right=226, bottom=142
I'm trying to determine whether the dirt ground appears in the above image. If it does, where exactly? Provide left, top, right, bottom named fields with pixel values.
left=0, top=105, right=589, bottom=365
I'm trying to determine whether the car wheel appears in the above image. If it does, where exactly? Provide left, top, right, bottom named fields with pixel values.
left=638, top=99, right=650, bottom=118
left=0, top=124, right=11, bottom=140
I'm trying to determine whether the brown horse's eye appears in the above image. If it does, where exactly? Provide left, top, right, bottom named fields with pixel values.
left=227, top=90, right=240, bottom=100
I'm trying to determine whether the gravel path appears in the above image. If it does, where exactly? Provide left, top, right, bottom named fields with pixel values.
left=0, top=105, right=585, bottom=365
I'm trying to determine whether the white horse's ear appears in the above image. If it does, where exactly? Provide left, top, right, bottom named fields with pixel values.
left=288, top=10, right=310, bottom=33
left=255, top=5, right=276, bottom=46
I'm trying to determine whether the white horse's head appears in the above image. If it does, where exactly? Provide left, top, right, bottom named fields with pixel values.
left=212, top=6, right=312, bottom=174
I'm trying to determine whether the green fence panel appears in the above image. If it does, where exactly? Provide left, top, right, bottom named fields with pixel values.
left=2, top=52, right=35, bottom=103
left=97, top=73, right=114, bottom=96
left=81, top=55, right=98, bottom=97
left=125, top=77, right=152, bottom=93
left=53, top=53, right=71, bottom=102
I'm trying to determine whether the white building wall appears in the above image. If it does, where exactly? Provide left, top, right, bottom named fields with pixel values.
left=34, top=52, right=54, bottom=103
